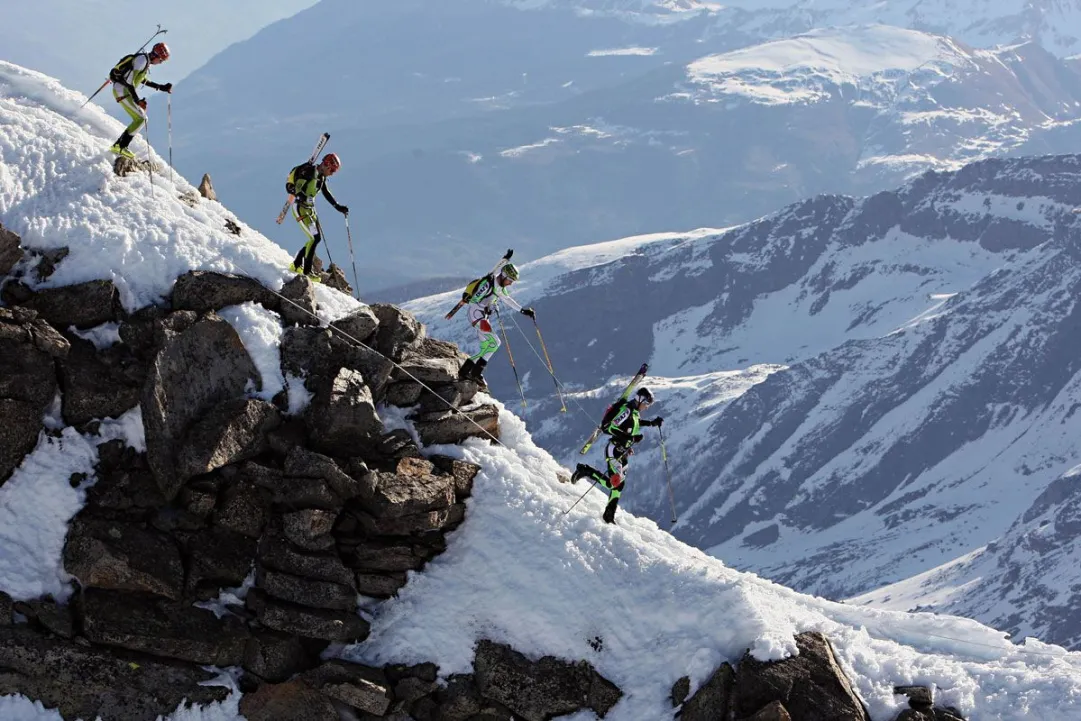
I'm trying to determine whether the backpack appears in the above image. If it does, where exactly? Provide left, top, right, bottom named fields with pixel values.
left=601, top=400, right=630, bottom=433
left=461, top=275, right=493, bottom=304
left=109, top=54, right=138, bottom=83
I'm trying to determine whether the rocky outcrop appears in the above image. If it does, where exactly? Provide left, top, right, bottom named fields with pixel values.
left=58, top=334, right=146, bottom=426
left=1, top=279, right=123, bottom=329
left=171, top=270, right=280, bottom=314
left=0, top=222, right=23, bottom=275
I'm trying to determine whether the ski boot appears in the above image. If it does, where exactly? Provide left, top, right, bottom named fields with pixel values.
left=570, top=464, right=592, bottom=484
left=602, top=498, right=619, bottom=524
left=109, top=143, right=135, bottom=159
left=458, top=358, right=476, bottom=381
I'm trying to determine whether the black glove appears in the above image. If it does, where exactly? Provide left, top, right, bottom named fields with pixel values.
left=603, top=498, right=619, bottom=524
left=652, top=417, right=663, bottom=427
left=521, top=307, right=535, bottom=319
left=337, top=204, right=349, bottom=216
left=632, top=434, right=644, bottom=443
left=285, top=182, right=296, bottom=195
left=162, top=82, right=173, bottom=93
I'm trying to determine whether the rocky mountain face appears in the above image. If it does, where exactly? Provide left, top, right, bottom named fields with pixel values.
left=406, top=152, right=1081, bottom=649
left=0, top=223, right=934, bottom=719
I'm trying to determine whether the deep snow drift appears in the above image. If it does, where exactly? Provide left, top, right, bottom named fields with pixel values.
left=4, top=61, right=1081, bottom=719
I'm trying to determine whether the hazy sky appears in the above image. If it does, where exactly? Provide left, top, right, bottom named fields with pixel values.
left=0, top=0, right=318, bottom=92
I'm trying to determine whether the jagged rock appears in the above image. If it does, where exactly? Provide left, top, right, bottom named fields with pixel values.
left=256, top=566, right=357, bottom=611
left=282, top=508, right=338, bottom=551
left=181, top=525, right=257, bottom=598
left=372, top=429, right=423, bottom=466
left=63, top=517, right=183, bottom=599
left=198, top=173, right=217, bottom=200
left=258, top=528, right=356, bottom=586
left=274, top=475, right=341, bottom=510
left=435, top=674, right=484, bottom=721
left=280, top=274, right=319, bottom=326
left=142, top=313, right=260, bottom=500
left=12, top=598, right=74, bottom=639
left=2, top=279, right=123, bottom=329
left=352, top=506, right=458, bottom=536
left=213, top=474, right=271, bottom=538
left=324, top=263, right=352, bottom=294
left=369, top=303, right=424, bottom=361
left=247, top=589, right=369, bottom=642
left=733, top=632, right=869, bottom=721
left=0, top=222, right=22, bottom=275
left=59, top=335, right=145, bottom=425
left=281, top=325, right=394, bottom=402
left=0, top=399, right=46, bottom=486
left=79, top=588, right=249, bottom=665
left=386, top=662, right=439, bottom=685
left=345, top=541, right=431, bottom=572
left=417, top=381, right=478, bottom=413
left=239, top=678, right=338, bottom=721
left=113, top=155, right=159, bottom=176
left=33, top=247, right=69, bottom=282
left=415, top=336, right=462, bottom=360
left=385, top=380, right=423, bottom=407
left=354, top=571, right=408, bottom=598
left=744, top=700, right=794, bottom=721
left=243, top=630, right=314, bottom=682
left=306, top=367, right=384, bottom=457
left=894, top=710, right=936, bottom=721
left=356, top=457, right=455, bottom=518
left=396, top=355, right=459, bottom=384
left=85, top=440, right=166, bottom=516
left=178, top=190, right=200, bottom=208
left=429, top=456, right=481, bottom=499
left=225, top=218, right=242, bottom=235
left=410, top=403, right=500, bottom=446
left=394, top=675, right=439, bottom=703
left=473, top=640, right=622, bottom=721
left=171, top=270, right=279, bottom=314
left=330, top=306, right=379, bottom=344
left=0, top=590, right=11, bottom=625
left=681, top=663, right=733, bottom=720
left=301, top=660, right=393, bottom=716
left=284, top=447, right=364, bottom=500
left=672, top=676, right=691, bottom=707
left=0, top=625, right=229, bottom=721
left=894, top=685, right=934, bottom=709
left=179, top=479, right=220, bottom=519
left=267, top=419, right=308, bottom=458
left=175, top=397, right=281, bottom=483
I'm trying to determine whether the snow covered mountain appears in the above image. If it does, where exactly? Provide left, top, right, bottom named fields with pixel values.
left=405, top=152, right=1081, bottom=650
left=8, top=60, right=1081, bottom=719
left=171, top=0, right=1081, bottom=291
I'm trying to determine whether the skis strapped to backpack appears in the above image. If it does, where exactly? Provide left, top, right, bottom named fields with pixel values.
left=579, top=363, right=648, bottom=454
left=445, top=248, right=513, bottom=319
left=276, top=132, right=330, bottom=224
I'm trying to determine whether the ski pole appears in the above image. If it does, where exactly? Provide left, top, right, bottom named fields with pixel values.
left=315, top=216, right=335, bottom=270
left=79, top=79, right=111, bottom=110
left=344, top=216, right=360, bottom=300
left=167, top=94, right=174, bottom=182
left=562, top=480, right=599, bottom=517
left=659, top=425, right=677, bottom=525
left=494, top=306, right=527, bottom=409
left=531, top=317, right=566, bottom=413
left=144, top=113, right=154, bottom=196
left=80, top=26, right=168, bottom=111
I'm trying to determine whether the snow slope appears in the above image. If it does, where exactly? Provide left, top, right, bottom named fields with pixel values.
left=6, top=60, right=1081, bottom=719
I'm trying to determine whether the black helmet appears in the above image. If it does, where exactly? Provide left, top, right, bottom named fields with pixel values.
left=636, top=387, right=654, bottom=404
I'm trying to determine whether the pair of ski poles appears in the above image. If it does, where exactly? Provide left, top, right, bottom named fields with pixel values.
left=493, top=305, right=566, bottom=413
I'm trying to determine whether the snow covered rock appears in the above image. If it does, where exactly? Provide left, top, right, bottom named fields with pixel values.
left=0, top=222, right=21, bottom=275
left=279, top=273, right=319, bottom=327
left=679, top=663, right=733, bottom=720
left=2, top=278, right=123, bottom=329
left=142, top=312, right=261, bottom=500
left=171, top=270, right=280, bottom=315
left=174, top=397, right=281, bottom=482
left=328, top=305, right=379, bottom=344
left=410, top=403, right=501, bottom=446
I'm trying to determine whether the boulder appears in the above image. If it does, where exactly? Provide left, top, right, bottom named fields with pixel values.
left=357, top=457, right=455, bottom=518
left=63, top=517, right=183, bottom=599
left=301, top=659, right=393, bottom=716
left=282, top=508, right=338, bottom=551
left=323, top=264, right=352, bottom=294
left=258, top=527, right=356, bottom=586
left=239, top=678, right=338, bottom=721
left=410, top=404, right=500, bottom=446
left=330, top=306, right=379, bottom=343
left=198, top=173, right=217, bottom=200
left=395, top=355, right=459, bottom=384
left=247, top=589, right=369, bottom=642
left=435, top=674, right=484, bottom=721
left=84, top=440, right=166, bottom=517
left=305, top=367, right=384, bottom=457
left=732, top=632, right=869, bottom=721
left=181, top=525, right=257, bottom=598
left=280, top=274, right=319, bottom=326
left=473, top=640, right=621, bottom=721
left=744, top=701, right=794, bottom=721
left=174, top=397, right=281, bottom=483
left=353, top=506, right=458, bottom=537
left=171, top=270, right=279, bottom=314
left=141, top=313, right=260, bottom=499
left=681, top=663, right=734, bottom=720
left=354, top=571, right=408, bottom=599
left=213, top=474, right=271, bottom=538
left=0, top=590, right=11, bottom=625
left=417, top=382, right=476, bottom=413
left=11, top=597, right=74, bottom=638
left=369, top=303, right=424, bottom=361
left=79, top=589, right=250, bottom=665
left=283, top=446, right=364, bottom=500
left=894, top=685, right=934, bottom=709
left=0, top=399, right=47, bottom=486
left=243, top=630, right=314, bottom=683
left=2, top=279, right=122, bottom=329
left=0, top=626, right=230, bottom=721
left=58, top=335, right=145, bottom=426
left=671, top=676, right=691, bottom=707
left=346, top=541, right=431, bottom=573
left=256, top=566, right=357, bottom=611
left=430, top=456, right=482, bottom=499
left=384, top=380, right=424, bottom=407
left=0, top=222, right=22, bottom=275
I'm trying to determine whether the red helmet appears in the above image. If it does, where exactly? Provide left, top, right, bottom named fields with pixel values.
left=320, top=153, right=341, bottom=173
left=151, top=42, right=170, bottom=61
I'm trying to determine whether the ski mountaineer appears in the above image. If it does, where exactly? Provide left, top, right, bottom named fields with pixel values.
left=108, top=42, right=172, bottom=159
left=572, top=387, right=663, bottom=524
left=286, top=154, right=349, bottom=278
left=455, top=263, right=534, bottom=385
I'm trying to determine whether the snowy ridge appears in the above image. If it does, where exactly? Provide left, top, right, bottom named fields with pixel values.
left=5, top=61, right=1081, bottom=718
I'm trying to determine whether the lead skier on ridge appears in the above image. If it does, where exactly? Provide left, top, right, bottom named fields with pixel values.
left=108, top=42, right=172, bottom=159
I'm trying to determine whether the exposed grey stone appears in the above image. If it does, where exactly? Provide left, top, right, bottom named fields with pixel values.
left=384, top=380, right=423, bottom=407
left=330, top=306, right=379, bottom=343
left=0, top=399, right=47, bottom=486
left=306, top=367, right=384, bottom=457
left=198, top=173, right=217, bottom=200
left=58, top=335, right=145, bottom=426
left=258, top=528, right=356, bottom=586
left=80, top=588, right=249, bottom=665
left=354, top=571, right=408, bottom=599
left=745, top=700, right=794, bottom=721
left=0, top=222, right=22, bottom=276
left=239, top=678, right=339, bottom=721
left=353, top=507, right=456, bottom=536
left=895, top=685, right=935, bottom=708
left=410, top=403, right=500, bottom=446
left=282, top=508, right=337, bottom=551
left=396, top=355, right=459, bottom=384
left=247, top=589, right=369, bottom=642
left=357, top=456, right=455, bottom=518
left=671, top=676, right=691, bottom=707
left=63, top=517, right=183, bottom=599
left=283, top=446, right=364, bottom=501
left=275, top=476, right=340, bottom=510
left=171, top=270, right=279, bottom=314
left=302, top=660, right=392, bottom=716
left=280, top=274, right=319, bottom=326
left=372, top=428, right=423, bottom=465
left=395, top=676, right=439, bottom=704
left=0, top=590, right=11, bottom=626
left=257, top=565, right=357, bottom=611
left=182, top=525, right=257, bottom=598
left=369, top=303, right=424, bottom=360
left=213, top=475, right=271, bottom=538
left=12, top=598, right=74, bottom=639
left=733, top=632, right=869, bottom=721
left=84, top=440, right=166, bottom=517
left=0, top=625, right=229, bottom=721
left=243, top=630, right=313, bottom=683
left=3, top=279, right=122, bottom=329
left=141, top=313, right=260, bottom=500
left=435, top=674, right=483, bottom=721
left=346, top=541, right=430, bottom=572
left=175, top=397, right=281, bottom=484
left=430, top=456, right=482, bottom=499
left=681, top=663, right=733, bottom=720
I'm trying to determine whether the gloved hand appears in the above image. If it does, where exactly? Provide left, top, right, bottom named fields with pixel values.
left=632, top=434, right=644, bottom=443
left=653, top=416, right=664, bottom=427
left=162, top=82, right=173, bottom=93
left=137, top=98, right=147, bottom=110
left=521, top=307, right=535, bottom=319
left=337, top=204, right=349, bottom=216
